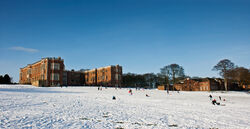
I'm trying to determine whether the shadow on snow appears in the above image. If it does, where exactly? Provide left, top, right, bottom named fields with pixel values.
left=0, top=88, right=85, bottom=94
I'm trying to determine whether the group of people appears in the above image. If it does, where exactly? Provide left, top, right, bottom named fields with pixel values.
left=209, top=94, right=226, bottom=105
left=111, top=88, right=151, bottom=100
left=128, top=89, right=150, bottom=97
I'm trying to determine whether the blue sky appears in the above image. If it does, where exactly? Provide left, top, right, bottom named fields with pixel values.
left=0, top=0, right=250, bottom=82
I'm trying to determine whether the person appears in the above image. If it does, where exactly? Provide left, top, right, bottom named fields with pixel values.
left=209, top=95, right=212, bottom=100
left=212, top=99, right=217, bottom=105
left=129, top=89, right=133, bottom=95
left=112, top=96, right=116, bottom=100
left=146, top=94, right=149, bottom=97
left=219, top=96, right=221, bottom=100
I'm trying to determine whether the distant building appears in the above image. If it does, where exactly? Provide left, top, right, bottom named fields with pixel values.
left=85, top=65, right=122, bottom=87
left=174, top=78, right=224, bottom=91
left=242, top=85, right=250, bottom=90
left=157, top=85, right=166, bottom=90
left=84, top=69, right=97, bottom=86
left=19, top=57, right=65, bottom=86
left=63, top=70, right=85, bottom=86
left=20, top=57, right=123, bottom=87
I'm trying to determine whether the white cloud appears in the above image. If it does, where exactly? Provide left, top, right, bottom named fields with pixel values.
left=9, top=46, right=39, bottom=53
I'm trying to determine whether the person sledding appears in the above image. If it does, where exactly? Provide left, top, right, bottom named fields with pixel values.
left=212, top=99, right=220, bottom=105
left=128, top=89, right=133, bottom=95
left=212, top=99, right=217, bottom=105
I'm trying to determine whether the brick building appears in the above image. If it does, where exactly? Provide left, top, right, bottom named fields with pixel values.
left=63, top=70, right=85, bottom=86
left=243, top=85, right=250, bottom=90
left=19, top=57, right=65, bottom=86
left=174, top=78, right=224, bottom=91
left=157, top=85, right=166, bottom=90
left=20, top=57, right=123, bottom=87
left=85, top=65, right=122, bottom=87
left=84, top=69, right=97, bottom=86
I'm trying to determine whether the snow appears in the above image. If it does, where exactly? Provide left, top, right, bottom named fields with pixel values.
left=0, top=85, right=250, bottom=129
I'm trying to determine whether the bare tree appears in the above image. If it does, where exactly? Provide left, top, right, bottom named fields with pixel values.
left=227, top=67, right=250, bottom=87
left=212, top=59, right=235, bottom=91
left=161, top=64, right=185, bottom=91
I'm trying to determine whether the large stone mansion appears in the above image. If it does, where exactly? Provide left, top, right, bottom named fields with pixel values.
left=19, top=57, right=122, bottom=87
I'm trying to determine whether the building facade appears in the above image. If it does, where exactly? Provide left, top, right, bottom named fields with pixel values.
left=84, top=69, right=97, bottom=86
left=174, top=78, right=224, bottom=91
left=19, top=57, right=65, bottom=86
left=85, top=65, right=122, bottom=87
left=63, top=70, right=85, bottom=86
left=20, top=57, right=123, bottom=87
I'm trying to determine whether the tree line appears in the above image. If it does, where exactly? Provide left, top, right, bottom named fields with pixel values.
left=213, top=59, right=250, bottom=91
left=122, top=59, right=250, bottom=90
left=0, top=74, right=12, bottom=84
left=122, top=64, right=186, bottom=89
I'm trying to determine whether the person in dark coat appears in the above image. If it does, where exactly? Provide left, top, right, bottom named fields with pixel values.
left=219, top=96, right=221, bottom=100
left=129, top=89, right=133, bottom=95
left=212, top=99, right=217, bottom=105
left=209, top=95, right=212, bottom=100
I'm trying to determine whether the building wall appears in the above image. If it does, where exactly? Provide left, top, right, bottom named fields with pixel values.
left=187, top=80, right=200, bottom=91
left=174, top=78, right=223, bottom=91
left=174, top=83, right=183, bottom=91
left=19, top=57, right=64, bottom=87
left=199, top=81, right=210, bottom=91
left=19, top=59, right=48, bottom=86
left=110, top=65, right=122, bottom=87
left=243, top=85, right=250, bottom=90
left=157, top=85, right=166, bottom=90
left=175, top=79, right=200, bottom=91
left=85, top=69, right=97, bottom=86
left=20, top=57, right=122, bottom=87
left=20, top=66, right=32, bottom=84
left=85, top=65, right=122, bottom=87
left=47, top=58, right=64, bottom=86
left=64, top=70, right=84, bottom=86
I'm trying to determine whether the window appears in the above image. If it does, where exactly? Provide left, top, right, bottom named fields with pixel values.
left=115, top=74, right=119, bottom=80
left=28, top=69, right=31, bottom=74
left=51, top=63, right=60, bottom=70
left=41, top=64, right=45, bottom=71
left=51, top=73, right=59, bottom=81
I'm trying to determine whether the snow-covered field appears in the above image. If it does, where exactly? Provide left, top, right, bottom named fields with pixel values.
left=0, top=85, right=250, bottom=129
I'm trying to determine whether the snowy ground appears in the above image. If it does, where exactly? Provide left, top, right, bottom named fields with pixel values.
left=0, top=85, right=250, bottom=129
